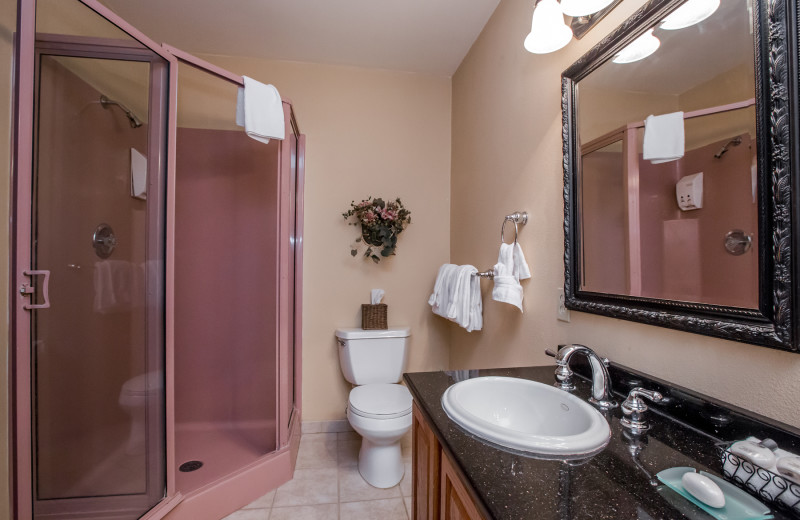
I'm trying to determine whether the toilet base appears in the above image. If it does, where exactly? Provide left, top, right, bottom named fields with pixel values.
left=358, top=439, right=404, bottom=488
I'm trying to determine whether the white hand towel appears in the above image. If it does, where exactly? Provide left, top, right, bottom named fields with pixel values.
left=492, top=243, right=526, bottom=312
left=643, top=111, right=684, bottom=164
left=514, top=242, right=531, bottom=280
left=235, top=76, right=285, bottom=144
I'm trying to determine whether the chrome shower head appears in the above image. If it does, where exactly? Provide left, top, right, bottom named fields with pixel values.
left=100, top=95, right=143, bottom=128
left=714, top=136, right=742, bottom=158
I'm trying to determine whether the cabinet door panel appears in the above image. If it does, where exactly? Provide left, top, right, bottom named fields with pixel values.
left=441, top=454, right=483, bottom=520
left=412, top=403, right=441, bottom=520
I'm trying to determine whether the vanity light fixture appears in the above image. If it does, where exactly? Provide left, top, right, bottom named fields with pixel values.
left=612, top=28, right=661, bottom=63
left=560, top=0, right=615, bottom=18
left=660, top=0, right=720, bottom=30
left=524, top=0, right=574, bottom=54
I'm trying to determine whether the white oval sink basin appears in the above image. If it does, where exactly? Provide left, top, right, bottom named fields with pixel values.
left=441, top=376, right=611, bottom=457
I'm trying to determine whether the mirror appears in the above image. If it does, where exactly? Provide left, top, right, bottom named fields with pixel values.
left=562, top=0, right=799, bottom=350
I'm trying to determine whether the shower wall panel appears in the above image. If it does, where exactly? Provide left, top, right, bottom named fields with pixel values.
left=173, top=128, right=279, bottom=490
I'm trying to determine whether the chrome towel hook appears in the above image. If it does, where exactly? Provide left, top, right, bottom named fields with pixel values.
left=500, top=211, right=528, bottom=244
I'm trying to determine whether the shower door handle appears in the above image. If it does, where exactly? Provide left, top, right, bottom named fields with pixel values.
left=20, top=270, right=51, bottom=309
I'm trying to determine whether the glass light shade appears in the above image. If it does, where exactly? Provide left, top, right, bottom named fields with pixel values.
left=524, top=0, right=573, bottom=54
left=612, top=28, right=661, bottom=63
left=660, top=0, right=720, bottom=30
left=560, top=0, right=615, bottom=18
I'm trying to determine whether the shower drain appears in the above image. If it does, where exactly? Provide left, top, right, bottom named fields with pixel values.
left=179, top=460, right=204, bottom=472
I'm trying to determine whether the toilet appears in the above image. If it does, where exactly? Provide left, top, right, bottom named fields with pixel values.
left=336, top=327, right=412, bottom=488
left=118, top=371, right=163, bottom=455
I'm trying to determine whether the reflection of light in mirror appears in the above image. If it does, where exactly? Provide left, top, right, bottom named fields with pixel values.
left=612, top=29, right=661, bottom=64
left=560, top=0, right=614, bottom=18
left=524, top=0, right=573, bottom=54
left=660, top=0, right=720, bottom=30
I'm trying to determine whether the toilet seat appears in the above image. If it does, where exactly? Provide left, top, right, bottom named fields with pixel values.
left=348, top=383, right=412, bottom=420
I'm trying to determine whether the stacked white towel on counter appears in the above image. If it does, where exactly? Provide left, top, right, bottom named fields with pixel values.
left=492, top=243, right=531, bottom=312
left=642, top=111, right=684, bottom=164
left=428, top=264, right=482, bottom=332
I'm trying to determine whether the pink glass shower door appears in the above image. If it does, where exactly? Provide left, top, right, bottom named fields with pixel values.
left=24, top=32, right=168, bottom=519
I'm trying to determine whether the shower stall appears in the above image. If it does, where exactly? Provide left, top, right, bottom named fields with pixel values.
left=11, top=1, right=304, bottom=519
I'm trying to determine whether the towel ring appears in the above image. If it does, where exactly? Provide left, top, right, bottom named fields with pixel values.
left=501, top=218, right=518, bottom=244
left=500, top=211, right=528, bottom=244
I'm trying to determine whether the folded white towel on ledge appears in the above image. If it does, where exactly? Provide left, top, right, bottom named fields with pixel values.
left=236, top=76, right=285, bottom=144
left=643, top=111, right=684, bottom=164
left=492, top=242, right=531, bottom=312
left=428, top=264, right=482, bottom=332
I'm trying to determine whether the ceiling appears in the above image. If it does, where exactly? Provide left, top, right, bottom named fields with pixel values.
left=100, top=0, right=501, bottom=76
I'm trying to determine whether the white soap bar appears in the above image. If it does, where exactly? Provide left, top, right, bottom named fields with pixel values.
left=682, top=472, right=726, bottom=509
left=776, top=456, right=800, bottom=485
left=730, top=440, right=777, bottom=468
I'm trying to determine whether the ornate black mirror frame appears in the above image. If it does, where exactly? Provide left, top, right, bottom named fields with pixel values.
left=562, top=0, right=799, bottom=351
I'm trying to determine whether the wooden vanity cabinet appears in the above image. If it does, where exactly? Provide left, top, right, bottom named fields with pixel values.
left=412, top=403, right=485, bottom=520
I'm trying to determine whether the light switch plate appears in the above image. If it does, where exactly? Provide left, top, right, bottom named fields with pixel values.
left=557, top=287, right=570, bottom=322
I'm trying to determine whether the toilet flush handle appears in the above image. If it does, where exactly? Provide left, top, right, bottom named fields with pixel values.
left=336, top=338, right=346, bottom=347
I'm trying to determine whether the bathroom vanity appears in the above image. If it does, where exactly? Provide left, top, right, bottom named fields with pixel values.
left=406, top=364, right=800, bottom=520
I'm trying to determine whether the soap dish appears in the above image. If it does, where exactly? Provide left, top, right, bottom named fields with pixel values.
left=657, top=467, right=773, bottom=520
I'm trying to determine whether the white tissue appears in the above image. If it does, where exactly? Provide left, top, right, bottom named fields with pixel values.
left=371, top=289, right=384, bottom=305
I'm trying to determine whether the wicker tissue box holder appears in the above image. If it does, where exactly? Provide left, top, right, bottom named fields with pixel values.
left=361, top=304, right=388, bottom=330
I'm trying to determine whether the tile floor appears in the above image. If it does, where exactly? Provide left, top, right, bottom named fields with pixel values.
left=223, top=431, right=413, bottom=520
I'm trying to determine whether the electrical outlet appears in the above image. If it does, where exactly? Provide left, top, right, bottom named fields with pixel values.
left=557, top=287, right=570, bottom=322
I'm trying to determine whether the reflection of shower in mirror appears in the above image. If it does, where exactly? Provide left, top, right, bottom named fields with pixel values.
left=713, top=136, right=742, bottom=158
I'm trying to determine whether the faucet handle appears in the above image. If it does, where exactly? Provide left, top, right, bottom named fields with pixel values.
left=626, top=388, right=663, bottom=405
left=545, top=347, right=576, bottom=391
left=621, top=387, right=663, bottom=434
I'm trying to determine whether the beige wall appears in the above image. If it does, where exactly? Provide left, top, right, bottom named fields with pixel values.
left=450, top=0, right=800, bottom=428
left=201, top=55, right=453, bottom=421
left=1, top=0, right=13, bottom=513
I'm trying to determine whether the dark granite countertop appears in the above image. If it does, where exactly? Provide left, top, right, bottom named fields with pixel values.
left=404, top=364, right=800, bottom=520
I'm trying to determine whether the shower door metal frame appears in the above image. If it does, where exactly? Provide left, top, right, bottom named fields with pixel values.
left=11, top=1, right=181, bottom=519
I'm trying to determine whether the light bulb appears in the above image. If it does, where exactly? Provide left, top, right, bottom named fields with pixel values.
left=524, top=0, right=573, bottom=54
left=612, top=28, right=660, bottom=64
left=560, top=0, right=615, bottom=17
left=660, top=0, right=720, bottom=30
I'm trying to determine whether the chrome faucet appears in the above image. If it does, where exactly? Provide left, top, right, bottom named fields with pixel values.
left=545, top=344, right=618, bottom=409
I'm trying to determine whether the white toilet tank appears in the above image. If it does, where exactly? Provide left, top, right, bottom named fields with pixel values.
left=336, top=327, right=410, bottom=385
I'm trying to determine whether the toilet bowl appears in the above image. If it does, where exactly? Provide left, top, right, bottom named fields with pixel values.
left=118, top=371, right=162, bottom=455
left=347, top=383, right=413, bottom=488
left=336, top=327, right=412, bottom=488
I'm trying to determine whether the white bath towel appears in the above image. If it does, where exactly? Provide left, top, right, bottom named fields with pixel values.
left=428, top=264, right=482, bottom=332
left=492, top=243, right=531, bottom=312
left=235, top=76, right=285, bottom=144
left=643, top=111, right=684, bottom=164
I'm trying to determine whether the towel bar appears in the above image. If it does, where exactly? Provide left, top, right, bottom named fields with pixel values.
left=473, top=269, right=495, bottom=279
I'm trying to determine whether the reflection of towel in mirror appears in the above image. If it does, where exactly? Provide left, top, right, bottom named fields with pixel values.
left=492, top=243, right=531, bottom=312
left=93, top=260, right=135, bottom=314
left=643, top=111, right=684, bottom=164
left=428, top=264, right=482, bottom=332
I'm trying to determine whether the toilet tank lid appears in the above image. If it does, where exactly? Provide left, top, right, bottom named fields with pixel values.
left=335, top=327, right=410, bottom=340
